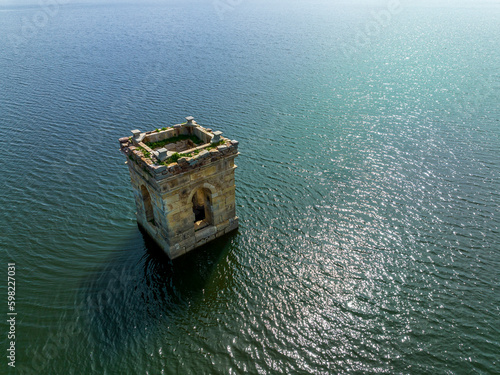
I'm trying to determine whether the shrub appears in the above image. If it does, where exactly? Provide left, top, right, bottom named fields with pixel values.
left=137, top=146, right=150, bottom=159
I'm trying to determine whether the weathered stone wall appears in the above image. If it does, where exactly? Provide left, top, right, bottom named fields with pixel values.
left=164, top=139, right=195, bottom=152
left=160, top=155, right=238, bottom=257
left=120, top=121, right=239, bottom=259
left=139, top=120, right=213, bottom=145
left=193, top=126, right=214, bottom=144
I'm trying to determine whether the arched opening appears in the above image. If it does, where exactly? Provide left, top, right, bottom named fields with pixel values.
left=192, top=187, right=213, bottom=231
left=141, top=185, right=155, bottom=225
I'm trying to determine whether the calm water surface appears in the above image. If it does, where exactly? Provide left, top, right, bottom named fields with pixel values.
left=0, top=1, right=499, bottom=374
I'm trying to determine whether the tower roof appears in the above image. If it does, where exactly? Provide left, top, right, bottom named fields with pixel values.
left=119, top=118, right=239, bottom=181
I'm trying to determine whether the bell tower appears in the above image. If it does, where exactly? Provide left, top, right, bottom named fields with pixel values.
left=119, top=117, right=239, bottom=259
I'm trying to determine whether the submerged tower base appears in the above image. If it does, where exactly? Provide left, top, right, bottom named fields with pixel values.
left=119, top=117, right=239, bottom=259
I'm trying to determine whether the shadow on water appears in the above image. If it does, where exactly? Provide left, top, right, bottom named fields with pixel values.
left=78, top=226, right=239, bottom=356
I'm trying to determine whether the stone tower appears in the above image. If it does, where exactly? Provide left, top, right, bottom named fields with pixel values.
left=118, top=117, right=239, bottom=259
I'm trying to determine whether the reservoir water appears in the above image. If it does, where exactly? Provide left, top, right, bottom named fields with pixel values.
left=1, top=1, right=499, bottom=373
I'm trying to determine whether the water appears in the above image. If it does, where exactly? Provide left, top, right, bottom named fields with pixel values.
left=1, top=1, right=499, bottom=374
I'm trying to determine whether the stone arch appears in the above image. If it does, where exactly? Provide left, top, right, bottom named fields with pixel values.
left=187, top=182, right=217, bottom=203
left=140, top=185, right=155, bottom=225
left=189, top=184, right=217, bottom=230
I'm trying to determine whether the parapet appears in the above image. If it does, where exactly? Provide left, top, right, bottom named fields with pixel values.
left=118, top=117, right=239, bottom=181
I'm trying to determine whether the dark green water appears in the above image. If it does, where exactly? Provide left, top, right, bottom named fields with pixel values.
left=1, top=1, right=499, bottom=374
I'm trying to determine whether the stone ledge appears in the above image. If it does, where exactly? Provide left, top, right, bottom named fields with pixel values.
left=120, top=122, right=238, bottom=180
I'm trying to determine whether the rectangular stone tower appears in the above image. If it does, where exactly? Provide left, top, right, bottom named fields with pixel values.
left=118, top=117, right=239, bottom=259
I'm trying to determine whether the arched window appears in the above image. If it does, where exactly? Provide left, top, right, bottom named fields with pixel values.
left=192, top=187, right=213, bottom=230
left=141, top=185, right=155, bottom=225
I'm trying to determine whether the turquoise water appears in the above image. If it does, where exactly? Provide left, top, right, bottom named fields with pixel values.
left=1, top=1, right=499, bottom=374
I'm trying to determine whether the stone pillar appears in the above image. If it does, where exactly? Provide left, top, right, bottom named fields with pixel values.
left=211, top=131, right=223, bottom=144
